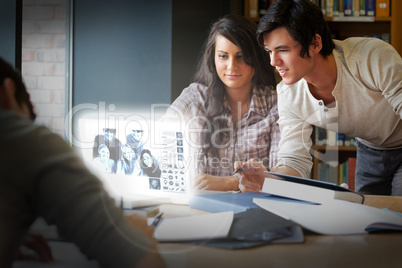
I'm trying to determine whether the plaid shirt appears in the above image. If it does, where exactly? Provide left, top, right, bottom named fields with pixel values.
left=163, top=83, right=280, bottom=177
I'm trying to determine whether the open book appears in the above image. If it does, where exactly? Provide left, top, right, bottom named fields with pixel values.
left=263, top=171, right=364, bottom=204
left=254, top=197, right=402, bottom=235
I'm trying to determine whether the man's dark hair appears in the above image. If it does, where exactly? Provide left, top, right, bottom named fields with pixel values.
left=257, top=0, right=335, bottom=59
left=0, top=57, right=36, bottom=119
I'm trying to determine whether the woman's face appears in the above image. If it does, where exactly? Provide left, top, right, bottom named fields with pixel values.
left=214, top=35, right=255, bottom=92
left=99, top=146, right=110, bottom=162
left=123, top=146, right=135, bottom=161
left=143, top=152, right=153, bottom=167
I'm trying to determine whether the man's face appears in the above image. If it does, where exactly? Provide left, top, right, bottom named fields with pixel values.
left=131, top=130, right=143, bottom=141
left=263, top=27, right=314, bottom=85
left=104, top=129, right=115, bottom=141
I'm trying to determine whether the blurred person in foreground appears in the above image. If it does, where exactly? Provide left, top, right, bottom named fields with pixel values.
left=0, top=56, right=165, bottom=268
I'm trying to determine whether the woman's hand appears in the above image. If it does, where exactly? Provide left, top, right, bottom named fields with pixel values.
left=235, top=159, right=268, bottom=192
left=192, top=173, right=239, bottom=191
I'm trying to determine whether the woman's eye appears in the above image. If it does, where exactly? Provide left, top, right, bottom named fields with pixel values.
left=218, top=54, right=228, bottom=59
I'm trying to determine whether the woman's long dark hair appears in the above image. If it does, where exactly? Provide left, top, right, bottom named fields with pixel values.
left=193, top=14, right=276, bottom=169
left=140, top=149, right=161, bottom=177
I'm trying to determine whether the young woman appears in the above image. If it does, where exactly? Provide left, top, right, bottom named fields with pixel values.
left=92, top=144, right=116, bottom=174
left=116, top=144, right=139, bottom=175
left=139, top=149, right=161, bottom=178
left=162, top=14, right=280, bottom=191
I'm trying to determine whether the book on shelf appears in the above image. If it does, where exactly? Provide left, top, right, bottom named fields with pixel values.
left=376, top=0, right=390, bottom=17
left=338, top=0, right=344, bottom=16
left=327, top=130, right=337, bottom=146
left=325, top=0, right=334, bottom=17
left=314, top=126, right=327, bottom=145
left=336, top=133, right=345, bottom=146
left=264, top=171, right=364, bottom=204
left=249, top=0, right=259, bottom=18
left=321, top=0, right=326, bottom=14
left=359, top=0, right=366, bottom=16
left=366, top=0, right=375, bottom=16
left=333, top=0, right=339, bottom=16
left=338, top=161, right=348, bottom=185
left=347, top=157, right=357, bottom=191
left=344, top=0, right=353, bottom=16
left=353, top=0, right=361, bottom=16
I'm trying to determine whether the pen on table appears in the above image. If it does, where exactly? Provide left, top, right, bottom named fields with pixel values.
left=151, top=212, right=164, bottom=227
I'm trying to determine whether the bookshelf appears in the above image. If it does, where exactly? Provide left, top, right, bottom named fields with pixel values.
left=243, top=0, right=402, bottom=56
left=311, top=127, right=357, bottom=188
left=310, top=145, right=356, bottom=189
left=325, top=0, right=402, bottom=56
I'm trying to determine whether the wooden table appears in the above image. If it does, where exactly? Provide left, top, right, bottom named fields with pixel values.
left=13, top=195, right=402, bottom=268
left=157, top=195, right=402, bottom=268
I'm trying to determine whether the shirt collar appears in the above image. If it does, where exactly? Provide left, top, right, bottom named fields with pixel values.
left=223, top=87, right=269, bottom=118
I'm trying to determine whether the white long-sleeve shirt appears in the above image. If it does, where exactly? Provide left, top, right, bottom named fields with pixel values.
left=276, top=37, right=402, bottom=178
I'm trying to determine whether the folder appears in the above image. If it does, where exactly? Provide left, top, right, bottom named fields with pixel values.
left=154, top=207, right=304, bottom=248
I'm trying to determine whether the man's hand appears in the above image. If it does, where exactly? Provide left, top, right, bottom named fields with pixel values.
left=17, top=233, right=53, bottom=262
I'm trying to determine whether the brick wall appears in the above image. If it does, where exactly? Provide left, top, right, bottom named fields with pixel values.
left=21, top=0, right=67, bottom=137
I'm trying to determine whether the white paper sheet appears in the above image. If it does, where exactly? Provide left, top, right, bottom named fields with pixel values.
left=254, top=198, right=402, bottom=235
left=154, top=211, right=234, bottom=241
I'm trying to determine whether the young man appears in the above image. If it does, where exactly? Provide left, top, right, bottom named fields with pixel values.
left=239, top=0, right=402, bottom=195
left=0, top=57, right=165, bottom=268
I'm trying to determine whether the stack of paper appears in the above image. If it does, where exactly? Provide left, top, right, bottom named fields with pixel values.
left=154, top=211, right=234, bottom=242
